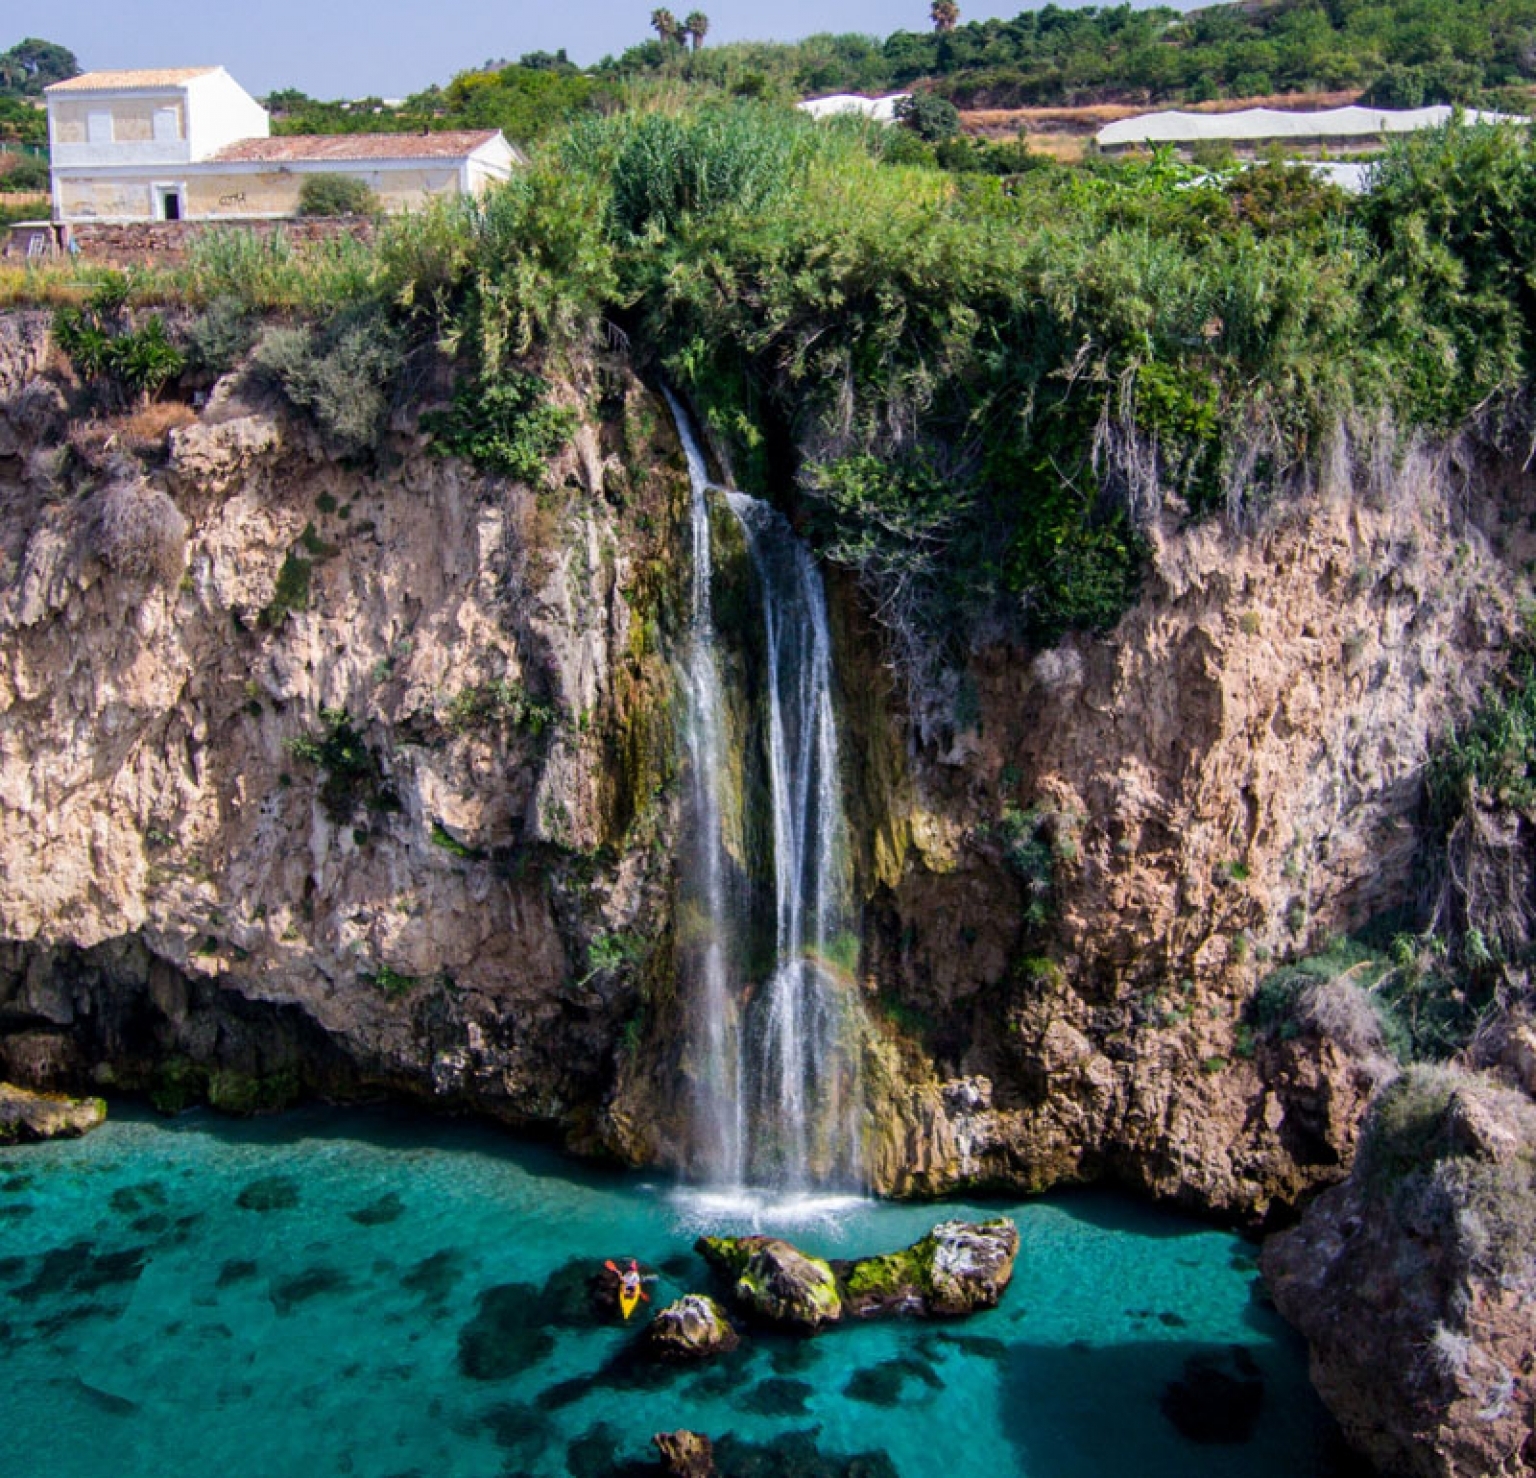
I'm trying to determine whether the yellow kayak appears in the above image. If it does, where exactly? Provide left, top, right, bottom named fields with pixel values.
left=618, top=1279, right=642, bottom=1320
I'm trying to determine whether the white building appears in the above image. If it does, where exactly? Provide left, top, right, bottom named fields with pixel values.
left=45, top=67, right=521, bottom=224
left=1096, top=104, right=1523, bottom=154
left=797, top=93, right=911, bottom=124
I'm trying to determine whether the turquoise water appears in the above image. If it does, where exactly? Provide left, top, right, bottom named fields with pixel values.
left=1, top=1105, right=1336, bottom=1477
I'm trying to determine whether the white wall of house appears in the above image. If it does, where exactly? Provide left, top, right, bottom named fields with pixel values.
left=183, top=69, right=270, bottom=160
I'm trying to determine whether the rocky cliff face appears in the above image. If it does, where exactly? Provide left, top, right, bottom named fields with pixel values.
left=0, top=312, right=688, bottom=1140
left=851, top=445, right=1525, bottom=1216
left=0, top=310, right=1527, bottom=1229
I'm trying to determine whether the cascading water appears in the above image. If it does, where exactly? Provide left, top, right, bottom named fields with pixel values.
left=668, top=393, right=863, bottom=1200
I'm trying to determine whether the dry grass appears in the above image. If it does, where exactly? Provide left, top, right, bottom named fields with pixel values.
left=85, top=478, right=189, bottom=582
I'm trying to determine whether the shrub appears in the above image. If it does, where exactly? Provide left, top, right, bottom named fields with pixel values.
left=423, top=372, right=577, bottom=483
left=895, top=92, right=961, bottom=142
left=252, top=305, right=405, bottom=454
left=297, top=173, right=380, bottom=218
left=185, top=295, right=258, bottom=374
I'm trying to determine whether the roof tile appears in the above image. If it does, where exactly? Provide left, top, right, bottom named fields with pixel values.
left=46, top=67, right=221, bottom=92
left=210, top=130, right=504, bottom=164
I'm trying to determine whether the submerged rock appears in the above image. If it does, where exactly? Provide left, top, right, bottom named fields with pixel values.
left=837, top=1218, right=1020, bottom=1319
left=642, top=1295, right=739, bottom=1362
left=654, top=1430, right=716, bottom=1478
left=1159, top=1347, right=1264, bottom=1443
left=0, top=1082, right=105, bottom=1144
left=697, top=1236, right=843, bottom=1332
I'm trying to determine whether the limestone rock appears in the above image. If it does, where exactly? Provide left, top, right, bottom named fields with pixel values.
left=1262, top=1068, right=1536, bottom=1478
left=837, top=1218, right=1019, bottom=1319
left=642, top=1295, right=739, bottom=1363
left=0, top=1081, right=106, bottom=1143
left=697, top=1235, right=843, bottom=1332
left=653, top=1430, right=717, bottom=1478
left=928, top=1218, right=1020, bottom=1314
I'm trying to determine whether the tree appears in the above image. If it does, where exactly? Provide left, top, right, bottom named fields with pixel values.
left=0, top=37, right=78, bottom=96
left=894, top=91, right=960, bottom=140
left=930, top=1, right=960, bottom=34
left=684, top=11, right=710, bottom=51
left=651, top=8, right=683, bottom=46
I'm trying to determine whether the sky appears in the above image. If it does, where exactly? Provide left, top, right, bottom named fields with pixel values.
left=20, top=0, right=1200, bottom=100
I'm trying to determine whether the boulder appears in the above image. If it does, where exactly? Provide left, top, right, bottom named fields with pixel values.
left=0, top=1081, right=107, bottom=1143
left=697, top=1235, right=843, bottom=1332
left=653, top=1430, right=717, bottom=1478
left=1263, top=1067, right=1536, bottom=1478
left=642, top=1295, right=740, bottom=1363
left=838, top=1218, right=1019, bottom=1319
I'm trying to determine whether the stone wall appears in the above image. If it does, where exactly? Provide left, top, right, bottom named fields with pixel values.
left=58, top=217, right=376, bottom=267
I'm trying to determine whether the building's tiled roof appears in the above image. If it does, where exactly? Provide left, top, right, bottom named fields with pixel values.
left=46, top=67, right=221, bottom=92
left=210, top=130, right=504, bottom=164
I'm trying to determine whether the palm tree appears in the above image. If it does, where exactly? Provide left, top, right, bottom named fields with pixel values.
left=930, top=0, right=960, bottom=33
left=683, top=10, right=710, bottom=51
left=651, top=8, right=682, bottom=45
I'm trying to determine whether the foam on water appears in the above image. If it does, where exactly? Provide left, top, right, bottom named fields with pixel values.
left=0, top=1105, right=1339, bottom=1478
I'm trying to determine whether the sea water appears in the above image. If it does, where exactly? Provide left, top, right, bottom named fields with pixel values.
left=1, top=1105, right=1338, bottom=1477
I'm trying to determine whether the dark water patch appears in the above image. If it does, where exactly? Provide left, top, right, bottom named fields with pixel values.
left=13, top=1242, right=94, bottom=1301
left=270, top=1265, right=352, bottom=1315
left=110, top=1181, right=168, bottom=1215
left=714, top=1430, right=900, bottom=1478
left=34, top=1299, right=117, bottom=1337
left=348, top=1191, right=404, bottom=1226
left=843, top=1355, right=941, bottom=1408
left=540, top=1256, right=617, bottom=1327
left=71, top=1377, right=139, bottom=1417
left=922, top=1330, right=1008, bottom=1363
left=0, top=1254, right=27, bottom=1282
left=74, top=1246, right=149, bottom=1292
left=2, top=1171, right=33, bottom=1191
left=236, top=1175, right=300, bottom=1211
left=566, top=1421, right=651, bottom=1478
left=457, top=1283, right=553, bottom=1380
left=770, top=1339, right=820, bottom=1375
left=0, top=1202, right=34, bottom=1219
left=402, top=1249, right=462, bottom=1305
left=216, top=1258, right=259, bottom=1288
left=1159, top=1311, right=1190, bottom=1328
left=743, top=1376, right=814, bottom=1416
left=479, top=1400, right=555, bottom=1457
left=1160, top=1346, right=1264, bottom=1444
left=659, top=1252, right=696, bottom=1282
left=131, top=1212, right=171, bottom=1235
left=537, top=1374, right=591, bottom=1411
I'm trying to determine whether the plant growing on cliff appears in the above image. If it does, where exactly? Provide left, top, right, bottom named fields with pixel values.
left=252, top=304, right=406, bottom=455
left=423, top=373, right=577, bottom=484
left=285, top=708, right=397, bottom=823
left=52, top=273, right=187, bottom=409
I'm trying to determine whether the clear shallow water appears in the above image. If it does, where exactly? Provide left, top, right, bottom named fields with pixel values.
left=1, top=1105, right=1336, bottom=1478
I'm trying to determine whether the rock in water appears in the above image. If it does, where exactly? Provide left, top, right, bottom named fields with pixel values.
left=928, top=1219, right=1020, bottom=1315
left=653, top=1430, right=717, bottom=1478
left=839, top=1218, right=1020, bottom=1319
left=697, top=1236, right=844, bottom=1331
left=0, top=1082, right=106, bottom=1143
left=643, top=1295, right=740, bottom=1362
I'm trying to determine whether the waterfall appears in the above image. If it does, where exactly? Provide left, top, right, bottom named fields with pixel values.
left=667, top=394, right=862, bottom=1197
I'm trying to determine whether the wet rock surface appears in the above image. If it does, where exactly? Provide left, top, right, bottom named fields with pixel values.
left=697, top=1236, right=843, bottom=1332
left=0, top=1081, right=106, bottom=1143
left=654, top=1429, right=717, bottom=1478
left=642, top=1295, right=739, bottom=1362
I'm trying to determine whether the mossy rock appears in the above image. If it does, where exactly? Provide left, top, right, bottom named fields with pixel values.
left=836, top=1218, right=1020, bottom=1319
left=207, top=1066, right=300, bottom=1115
left=697, top=1235, right=843, bottom=1332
